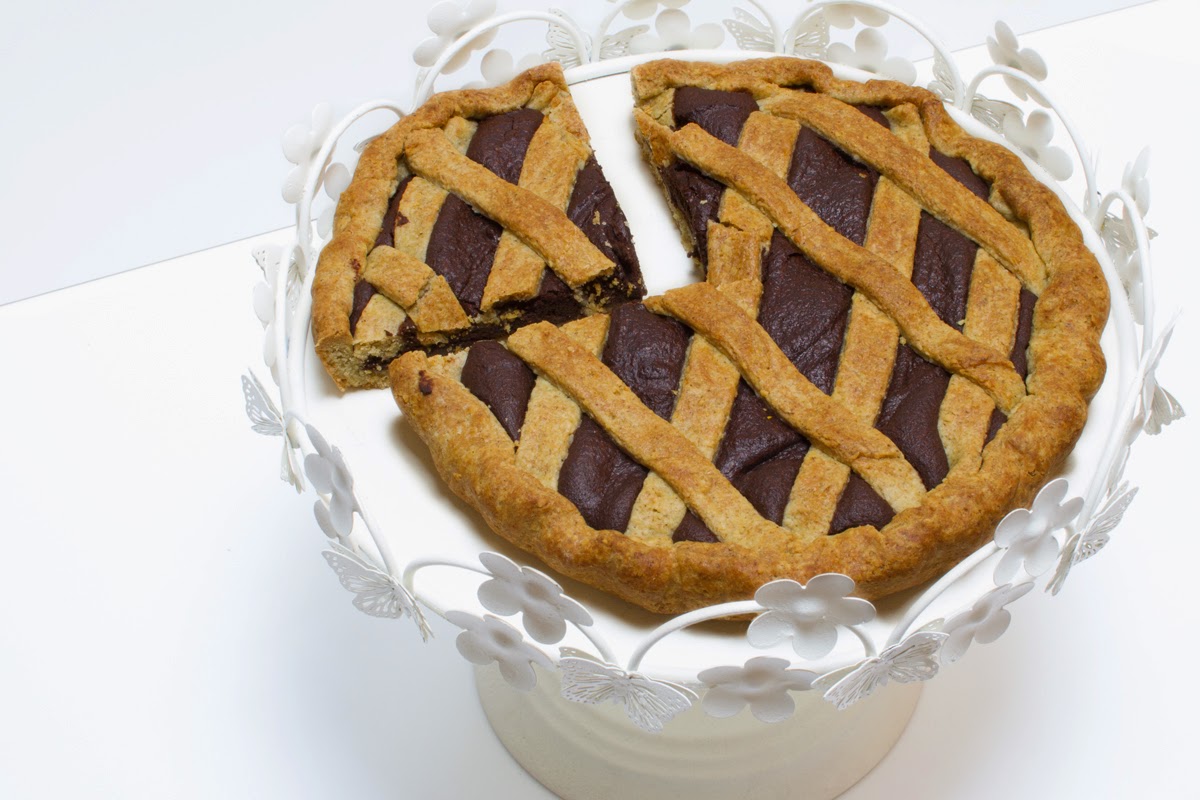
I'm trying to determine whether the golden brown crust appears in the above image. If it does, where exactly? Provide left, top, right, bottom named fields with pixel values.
left=386, top=57, right=1107, bottom=613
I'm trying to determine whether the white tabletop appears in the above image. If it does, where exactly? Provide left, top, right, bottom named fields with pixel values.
left=2, top=2, right=1197, bottom=798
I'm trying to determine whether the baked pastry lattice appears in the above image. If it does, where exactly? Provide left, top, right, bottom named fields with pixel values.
left=313, top=63, right=644, bottom=389
left=388, top=58, right=1108, bottom=614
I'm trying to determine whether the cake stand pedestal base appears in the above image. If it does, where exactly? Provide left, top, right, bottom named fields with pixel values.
left=475, top=665, right=922, bottom=799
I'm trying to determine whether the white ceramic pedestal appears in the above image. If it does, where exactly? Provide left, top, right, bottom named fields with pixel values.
left=475, top=665, right=922, bottom=800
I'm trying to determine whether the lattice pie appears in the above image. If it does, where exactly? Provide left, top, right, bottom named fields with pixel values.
left=375, top=59, right=1107, bottom=613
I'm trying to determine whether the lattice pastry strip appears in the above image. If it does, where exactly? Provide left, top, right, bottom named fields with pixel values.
left=940, top=250, right=1023, bottom=475
left=480, top=117, right=594, bottom=310
left=516, top=314, right=610, bottom=488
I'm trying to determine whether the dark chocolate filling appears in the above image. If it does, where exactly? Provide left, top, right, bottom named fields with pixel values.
left=564, top=156, right=645, bottom=296
left=986, top=287, right=1038, bottom=441
left=830, top=149, right=1000, bottom=529
left=460, top=340, right=535, bottom=441
left=354, top=109, right=644, bottom=345
left=349, top=176, right=416, bottom=334
left=458, top=88, right=1033, bottom=542
left=658, top=87, right=759, bottom=263
left=557, top=303, right=690, bottom=532
left=424, top=109, right=546, bottom=316
left=673, top=89, right=878, bottom=541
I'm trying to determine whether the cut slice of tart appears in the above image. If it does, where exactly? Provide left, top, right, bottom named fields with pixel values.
left=313, top=63, right=644, bottom=389
left=388, top=58, right=1107, bottom=614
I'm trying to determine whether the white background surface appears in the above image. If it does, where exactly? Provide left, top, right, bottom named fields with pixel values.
left=0, top=0, right=1147, bottom=306
left=2, top=1, right=1197, bottom=799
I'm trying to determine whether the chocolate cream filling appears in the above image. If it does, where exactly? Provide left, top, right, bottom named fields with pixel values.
left=460, top=87, right=1037, bottom=541
left=350, top=108, right=644, bottom=336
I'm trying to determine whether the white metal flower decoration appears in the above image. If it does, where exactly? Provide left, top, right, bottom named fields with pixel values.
left=559, top=650, right=696, bottom=733
left=477, top=551, right=593, bottom=644
left=251, top=245, right=279, bottom=346
left=698, top=656, right=817, bottom=723
left=323, top=542, right=432, bottom=640
left=814, top=631, right=946, bottom=710
left=414, top=0, right=499, bottom=72
left=445, top=611, right=554, bottom=691
left=282, top=104, right=333, bottom=205
left=303, top=423, right=357, bottom=542
left=1123, top=147, right=1151, bottom=218
left=825, top=28, right=915, bottom=85
left=615, top=0, right=688, bottom=22
left=941, top=582, right=1033, bottom=664
left=823, top=3, right=889, bottom=30
left=631, top=8, right=724, bottom=54
left=747, top=576, right=875, bottom=659
left=986, top=21, right=1048, bottom=102
left=1002, top=109, right=1073, bottom=181
left=315, top=162, right=352, bottom=239
left=993, top=479, right=1083, bottom=583
left=475, top=49, right=545, bottom=87
left=251, top=245, right=287, bottom=384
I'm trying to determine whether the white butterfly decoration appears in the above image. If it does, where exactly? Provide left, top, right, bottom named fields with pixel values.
left=723, top=7, right=774, bottom=52
left=1046, top=483, right=1138, bottom=596
left=926, top=52, right=956, bottom=101
left=558, top=650, right=696, bottom=733
left=322, top=542, right=431, bottom=641
left=1141, top=322, right=1184, bottom=435
left=814, top=631, right=947, bottom=711
left=723, top=6, right=831, bottom=58
left=543, top=10, right=645, bottom=68
left=241, top=371, right=303, bottom=491
left=967, top=95, right=1021, bottom=135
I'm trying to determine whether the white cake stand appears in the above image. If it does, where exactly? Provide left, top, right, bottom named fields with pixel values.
left=243, top=3, right=1179, bottom=798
